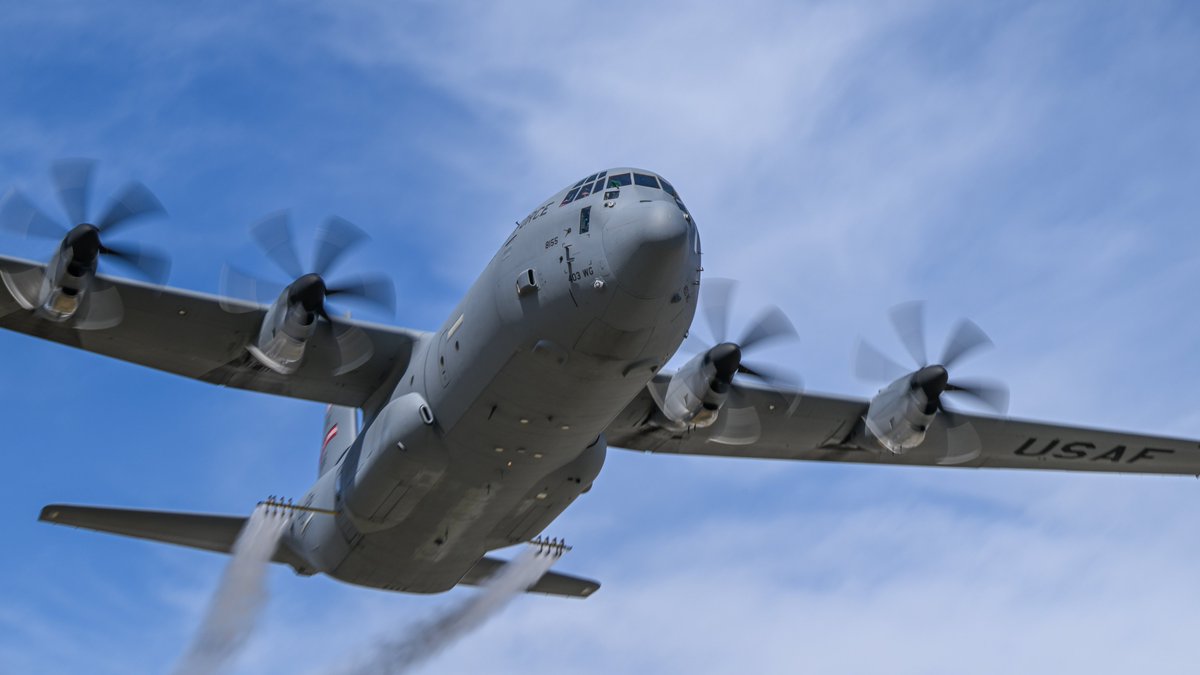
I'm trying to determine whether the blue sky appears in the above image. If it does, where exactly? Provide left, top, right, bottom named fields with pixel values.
left=3, top=1, right=1200, bottom=673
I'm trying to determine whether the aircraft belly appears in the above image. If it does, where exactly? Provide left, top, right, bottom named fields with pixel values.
left=330, top=202, right=697, bottom=593
left=329, top=461, right=567, bottom=593
left=327, top=423, right=609, bottom=593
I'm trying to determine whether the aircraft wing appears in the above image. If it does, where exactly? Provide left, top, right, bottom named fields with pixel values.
left=606, top=375, right=1200, bottom=475
left=0, top=255, right=424, bottom=407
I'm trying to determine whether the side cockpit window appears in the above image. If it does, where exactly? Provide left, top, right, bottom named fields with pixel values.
left=560, top=171, right=608, bottom=207
left=660, top=177, right=691, bottom=220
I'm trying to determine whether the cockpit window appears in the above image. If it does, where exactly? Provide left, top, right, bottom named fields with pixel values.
left=656, top=177, right=690, bottom=216
left=634, top=173, right=661, bottom=189
left=561, top=171, right=610, bottom=206
left=607, top=173, right=632, bottom=188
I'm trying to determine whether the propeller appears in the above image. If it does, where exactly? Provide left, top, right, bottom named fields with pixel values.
left=221, top=211, right=396, bottom=375
left=692, top=278, right=802, bottom=444
left=854, top=301, right=1009, bottom=464
left=0, top=159, right=170, bottom=284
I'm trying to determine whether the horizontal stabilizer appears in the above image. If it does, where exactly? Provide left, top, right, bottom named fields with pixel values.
left=460, top=555, right=600, bottom=599
left=39, top=503, right=306, bottom=568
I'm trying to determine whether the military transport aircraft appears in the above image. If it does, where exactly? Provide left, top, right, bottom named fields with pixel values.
left=3, top=161, right=1198, bottom=599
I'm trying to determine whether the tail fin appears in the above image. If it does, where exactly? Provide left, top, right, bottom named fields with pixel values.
left=320, top=405, right=358, bottom=476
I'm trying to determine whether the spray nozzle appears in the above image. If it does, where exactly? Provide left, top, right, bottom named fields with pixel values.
left=529, top=536, right=571, bottom=557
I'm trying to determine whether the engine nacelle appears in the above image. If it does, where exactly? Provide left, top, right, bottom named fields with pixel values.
left=652, top=349, right=732, bottom=431
left=338, top=393, right=446, bottom=532
left=248, top=294, right=319, bottom=374
left=1, top=245, right=96, bottom=321
left=42, top=252, right=96, bottom=319
left=857, top=375, right=937, bottom=454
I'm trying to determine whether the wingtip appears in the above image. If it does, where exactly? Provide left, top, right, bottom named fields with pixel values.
left=39, top=504, right=65, bottom=523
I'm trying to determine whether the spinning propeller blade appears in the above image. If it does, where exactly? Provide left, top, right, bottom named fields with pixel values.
left=99, top=242, right=171, bottom=285
left=853, top=338, right=910, bottom=383
left=943, top=377, right=1010, bottom=416
left=692, top=278, right=803, bottom=444
left=939, top=318, right=994, bottom=370
left=95, top=181, right=165, bottom=235
left=702, top=277, right=736, bottom=345
left=51, top=158, right=95, bottom=228
left=326, top=274, right=397, bottom=315
left=0, top=160, right=170, bottom=286
left=0, top=189, right=67, bottom=240
left=889, top=300, right=928, bottom=368
left=855, top=301, right=1010, bottom=460
left=229, top=212, right=397, bottom=374
left=251, top=211, right=306, bottom=280
left=312, top=216, right=368, bottom=278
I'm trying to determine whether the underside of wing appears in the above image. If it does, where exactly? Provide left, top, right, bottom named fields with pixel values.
left=607, top=375, right=1200, bottom=476
left=0, top=255, right=426, bottom=407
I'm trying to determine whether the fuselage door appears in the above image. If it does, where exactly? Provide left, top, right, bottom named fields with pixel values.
left=562, top=206, right=600, bottom=304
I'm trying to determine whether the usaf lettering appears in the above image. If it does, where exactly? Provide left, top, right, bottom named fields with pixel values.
left=1014, top=437, right=1174, bottom=464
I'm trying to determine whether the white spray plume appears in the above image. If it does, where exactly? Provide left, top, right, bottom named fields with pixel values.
left=335, top=546, right=560, bottom=674
left=172, top=504, right=290, bottom=675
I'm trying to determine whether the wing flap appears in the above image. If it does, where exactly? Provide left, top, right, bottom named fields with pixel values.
left=460, top=555, right=601, bottom=599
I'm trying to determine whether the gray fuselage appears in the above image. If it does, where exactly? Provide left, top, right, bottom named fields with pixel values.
left=285, top=168, right=701, bottom=593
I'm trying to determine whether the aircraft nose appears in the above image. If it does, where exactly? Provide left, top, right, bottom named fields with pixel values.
left=602, top=200, right=691, bottom=299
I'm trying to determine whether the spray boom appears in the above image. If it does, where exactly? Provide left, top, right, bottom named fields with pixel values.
left=529, top=536, right=571, bottom=557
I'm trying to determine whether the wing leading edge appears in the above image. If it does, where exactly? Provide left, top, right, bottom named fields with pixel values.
left=0, top=255, right=426, bottom=407
left=606, top=375, right=1200, bottom=475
